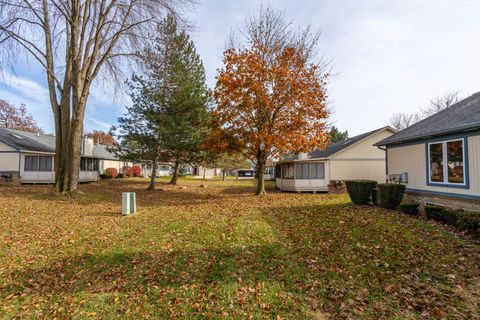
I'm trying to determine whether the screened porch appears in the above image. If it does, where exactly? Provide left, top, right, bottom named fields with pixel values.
left=275, top=161, right=329, bottom=192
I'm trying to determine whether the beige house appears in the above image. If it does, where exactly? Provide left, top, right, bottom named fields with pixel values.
left=376, top=92, right=480, bottom=210
left=275, top=127, right=396, bottom=192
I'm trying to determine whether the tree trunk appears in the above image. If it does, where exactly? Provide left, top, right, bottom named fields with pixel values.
left=148, top=160, right=158, bottom=191
left=203, top=168, right=206, bottom=180
left=169, top=161, right=180, bottom=185
left=255, top=150, right=266, bottom=195
left=222, top=169, right=226, bottom=181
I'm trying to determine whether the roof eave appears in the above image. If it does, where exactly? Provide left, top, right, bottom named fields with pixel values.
left=376, top=123, right=480, bottom=146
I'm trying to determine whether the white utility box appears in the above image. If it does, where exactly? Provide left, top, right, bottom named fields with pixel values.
left=122, top=192, right=137, bottom=215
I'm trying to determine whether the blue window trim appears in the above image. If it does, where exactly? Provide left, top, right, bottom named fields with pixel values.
left=425, top=137, right=470, bottom=189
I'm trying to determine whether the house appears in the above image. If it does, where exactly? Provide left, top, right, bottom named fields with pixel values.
left=0, top=127, right=167, bottom=184
left=275, top=126, right=396, bottom=192
left=376, top=92, right=480, bottom=210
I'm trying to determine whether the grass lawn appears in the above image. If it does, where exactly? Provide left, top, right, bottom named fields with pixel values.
left=0, top=178, right=479, bottom=319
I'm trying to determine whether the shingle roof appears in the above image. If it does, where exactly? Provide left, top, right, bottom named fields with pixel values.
left=0, top=127, right=54, bottom=153
left=0, top=127, right=118, bottom=160
left=93, top=144, right=117, bottom=160
left=283, top=126, right=393, bottom=161
left=377, top=92, right=480, bottom=146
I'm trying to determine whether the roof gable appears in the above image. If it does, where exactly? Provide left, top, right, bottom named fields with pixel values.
left=377, top=92, right=480, bottom=146
left=284, top=126, right=395, bottom=161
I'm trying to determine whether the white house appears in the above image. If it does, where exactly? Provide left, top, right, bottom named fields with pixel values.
left=275, top=127, right=396, bottom=192
left=0, top=127, right=170, bottom=184
left=376, top=92, right=480, bottom=210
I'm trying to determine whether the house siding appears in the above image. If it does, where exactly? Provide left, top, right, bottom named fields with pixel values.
left=387, top=135, right=480, bottom=198
left=0, top=152, right=20, bottom=171
left=328, top=129, right=394, bottom=183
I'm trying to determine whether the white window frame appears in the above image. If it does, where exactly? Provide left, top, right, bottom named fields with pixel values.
left=427, top=138, right=466, bottom=186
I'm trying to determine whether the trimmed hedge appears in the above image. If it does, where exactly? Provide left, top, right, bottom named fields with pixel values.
left=122, top=166, right=133, bottom=177
left=132, top=165, right=142, bottom=177
left=100, top=173, right=113, bottom=179
left=377, top=183, right=406, bottom=209
left=345, top=180, right=377, bottom=205
left=399, top=203, right=419, bottom=215
left=424, top=205, right=480, bottom=237
left=105, top=167, right=118, bottom=178
left=424, top=205, right=444, bottom=221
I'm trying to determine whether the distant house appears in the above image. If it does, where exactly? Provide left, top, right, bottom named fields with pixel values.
left=0, top=127, right=169, bottom=184
left=275, top=127, right=396, bottom=192
left=376, top=92, right=480, bottom=210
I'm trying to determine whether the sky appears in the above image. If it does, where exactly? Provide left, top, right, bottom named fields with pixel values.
left=1, top=0, right=480, bottom=136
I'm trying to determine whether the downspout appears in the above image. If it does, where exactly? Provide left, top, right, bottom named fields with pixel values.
left=377, top=145, right=388, bottom=181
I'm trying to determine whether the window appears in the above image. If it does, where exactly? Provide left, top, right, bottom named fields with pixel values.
left=295, top=163, right=309, bottom=179
left=80, top=158, right=99, bottom=172
left=25, top=156, right=38, bottom=171
left=39, top=156, right=52, bottom=171
left=428, top=139, right=465, bottom=185
left=282, top=164, right=294, bottom=179
left=264, top=166, right=274, bottom=175
left=25, top=155, right=52, bottom=171
left=275, top=164, right=281, bottom=178
left=310, top=163, right=325, bottom=179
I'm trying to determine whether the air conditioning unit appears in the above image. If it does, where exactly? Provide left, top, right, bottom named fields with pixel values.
left=388, top=172, right=408, bottom=183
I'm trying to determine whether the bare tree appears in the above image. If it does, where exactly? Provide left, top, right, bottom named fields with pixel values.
left=389, top=111, right=420, bottom=131
left=0, top=99, right=42, bottom=133
left=389, top=91, right=462, bottom=131
left=0, top=0, right=191, bottom=193
left=421, top=91, right=461, bottom=118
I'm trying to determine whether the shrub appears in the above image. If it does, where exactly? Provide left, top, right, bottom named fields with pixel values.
left=132, top=165, right=142, bottom=177
left=100, top=173, right=113, bottom=179
left=371, top=188, right=379, bottom=205
left=122, top=166, right=133, bottom=177
left=441, top=209, right=463, bottom=226
left=105, top=168, right=118, bottom=178
left=399, top=203, right=419, bottom=215
left=377, top=183, right=406, bottom=209
left=117, top=173, right=125, bottom=179
left=456, top=213, right=480, bottom=235
left=424, top=205, right=444, bottom=221
left=345, top=180, right=377, bottom=205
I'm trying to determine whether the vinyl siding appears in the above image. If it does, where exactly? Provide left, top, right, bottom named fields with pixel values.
left=328, top=129, right=394, bottom=183
left=0, top=152, right=20, bottom=171
left=330, top=160, right=387, bottom=183
left=332, top=129, right=394, bottom=159
left=387, top=135, right=480, bottom=197
left=0, top=141, right=16, bottom=151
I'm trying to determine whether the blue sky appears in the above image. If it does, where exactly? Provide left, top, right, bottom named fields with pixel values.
left=1, top=0, right=480, bottom=135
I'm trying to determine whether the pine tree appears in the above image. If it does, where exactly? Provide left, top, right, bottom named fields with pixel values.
left=111, top=15, right=210, bottom=189
left=329, top=126, right=349, bottom=143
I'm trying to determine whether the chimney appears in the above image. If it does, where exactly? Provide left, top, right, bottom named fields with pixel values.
left=298, top=152, right=308, bottom=160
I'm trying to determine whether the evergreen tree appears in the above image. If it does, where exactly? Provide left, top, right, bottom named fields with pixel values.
left=111, top=15, right=210, bottom=189
left=329, top=126, right=349, bottom=143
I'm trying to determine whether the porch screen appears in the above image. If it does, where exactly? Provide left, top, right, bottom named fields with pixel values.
left=310, top=163, right=325, bottom=179
left=24, top=156, right=38, bottom=171
left=295, top=163, right=309, bottom=179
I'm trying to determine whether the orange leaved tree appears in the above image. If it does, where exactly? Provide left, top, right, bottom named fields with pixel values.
left=212, top=7, right=330, bottom=195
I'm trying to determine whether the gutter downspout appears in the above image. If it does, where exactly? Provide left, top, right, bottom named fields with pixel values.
left=377, top=145, right=388, bottom=181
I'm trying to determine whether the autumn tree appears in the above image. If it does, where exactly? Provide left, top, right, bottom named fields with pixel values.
left=85, top=130, right=115, bottom=146
left=0, top=99, right=42, bottom=133
left=211, top=7, right=329, bottom=195
left=0, top=0, right=191, bottom=193
left=328, top=126, right=348, bottom=143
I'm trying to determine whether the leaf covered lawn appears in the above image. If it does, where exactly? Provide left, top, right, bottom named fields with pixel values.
left=0, top=178, right=479, bottom=319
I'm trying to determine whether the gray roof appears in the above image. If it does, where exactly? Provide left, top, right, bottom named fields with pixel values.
left=377, top=92, right=480, bottom=146
left=284, top=126, right=393, bottom=161
left=93, top=144, right=118, bottom=160
left=0, top=127, right=118, bottom=160
left=0, top=127, right=54, bottom=153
